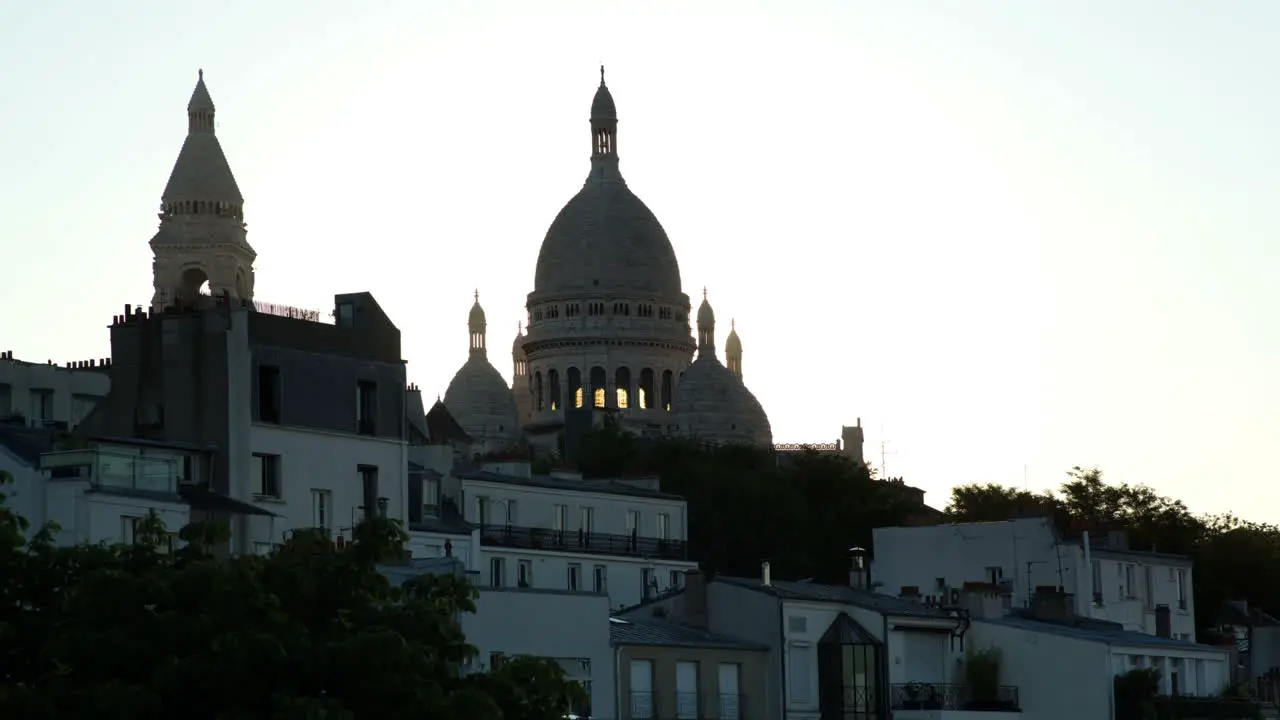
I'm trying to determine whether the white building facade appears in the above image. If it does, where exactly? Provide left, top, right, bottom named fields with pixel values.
left=450, top=466, right=696, bottom=610
left=872, top=518, right=1197, bottom=641
left=0, top=352, right=110, bottom=430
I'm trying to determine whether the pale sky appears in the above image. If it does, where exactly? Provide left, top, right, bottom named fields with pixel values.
left=2, top=1, right=1277, bottom=518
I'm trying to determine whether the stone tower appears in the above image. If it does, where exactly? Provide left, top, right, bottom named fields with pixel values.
left=150, top=70, right=256, bottom=309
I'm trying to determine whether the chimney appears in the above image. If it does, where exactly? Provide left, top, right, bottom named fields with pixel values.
left=1155, top=604, right=1172, bottom=638
left=762, top=561, right=772, bottom=587
left=679, top=569, right=708, bottom=627
left=1030, top=586, right=1074, bottom=622
left=849, top=546, right=869, bottom=590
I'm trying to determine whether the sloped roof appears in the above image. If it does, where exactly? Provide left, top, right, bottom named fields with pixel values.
left=715, top=576, right=953, bottom=619
left=425, top=400, right=473, bottom=445
left=978, top=614, right=1226, bottom=651
left=821, top=612, right=882, bottom=646
left=610, top=617, right=767, bottom=651
left=456, top=468, right=683, bottom=500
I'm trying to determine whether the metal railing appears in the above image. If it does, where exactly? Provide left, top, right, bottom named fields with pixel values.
left=479, top=525, right=688, bottom=560
left=890, top=682, right=1020, bottom=712
left=717, top=693, right=745, bottom=720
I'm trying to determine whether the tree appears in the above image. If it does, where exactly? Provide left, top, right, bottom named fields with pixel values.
left=575, top=430, right=919, bottom=585
left=0, top=471, right=585, bottom=719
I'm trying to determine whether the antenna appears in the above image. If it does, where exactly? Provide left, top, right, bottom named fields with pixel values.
left=879, top=424, right=897, bottom=479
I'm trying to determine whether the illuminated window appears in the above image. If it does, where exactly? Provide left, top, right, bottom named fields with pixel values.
left=616, top=388, right=629, bottom=409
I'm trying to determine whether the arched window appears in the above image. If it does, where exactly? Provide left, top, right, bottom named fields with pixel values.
left=548, top=369, right=561, bottom=411
left=615, top=367, right=632, bottom=409
left=638, top=368, right=655, bottom=410
left=534, top=371, right=544, bottom=412
left=590, top=366, right=607, bottom=409
left=661, top=370, right=674, bottom=411
left=567, top=367, right=583, bottom=409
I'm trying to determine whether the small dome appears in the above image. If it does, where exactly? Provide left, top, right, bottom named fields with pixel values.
left=469, top=292, right=486, bottom=332
left=670, top=354, right=772, bottom=446
left=592, top=67, right=616, bottom=120
left=725, top=319, right=742, bottom=355
left=512, top=323, right=526, bottom=357
left=443, top=357, right=520, bottom=448
left=697, top=293, right=715, bottom=328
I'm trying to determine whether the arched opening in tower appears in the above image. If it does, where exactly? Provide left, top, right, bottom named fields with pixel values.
left=567, top=367, right=583, bottom=409
left=589, top=367, right=607, bottom=409
left=614, top=367, right=631, bottom=409
left=638, top=368, right=655, bottom=410
left=548, top=369, right=561, bottom=411
left=179, top=267, right=211, bottom=304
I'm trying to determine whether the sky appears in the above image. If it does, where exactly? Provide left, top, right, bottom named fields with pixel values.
left=2, top=1, right=1278, bottom=519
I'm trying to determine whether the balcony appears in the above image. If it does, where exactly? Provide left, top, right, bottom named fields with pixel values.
left=628, top=691, right=745, bottom=720
left=891, top=683, right=1020, bottom=713
left=480, top=524, right=688, bottom=561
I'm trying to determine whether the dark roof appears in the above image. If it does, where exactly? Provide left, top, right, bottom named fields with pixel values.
left=456, top=468, right=683, bottom=500
left=1079, top=545, right=1193, bottom=566
left=610, top=617, right=768, bottom=651
left=179, top=485, right=278, bottom=517
left=407, top=461, right=426, bottom=472
left=426, top=400, right=473, bottom=444
left=715, top=576, right=953, bottom=619
left=978, top=614, right=1226, bottom=651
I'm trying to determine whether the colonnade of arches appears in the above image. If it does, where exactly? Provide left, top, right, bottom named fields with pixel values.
left=530, top=365, right=675, bottom=412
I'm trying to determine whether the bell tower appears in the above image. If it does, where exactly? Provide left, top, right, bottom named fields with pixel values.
left=150, top=69, right=256, bottom=309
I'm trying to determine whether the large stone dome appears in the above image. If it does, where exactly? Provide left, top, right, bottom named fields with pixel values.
left=670, top=354, right=772, bottom=446
left=534, top=182, right=682, bottom=296
left=532, top=70, right=683, bottom=299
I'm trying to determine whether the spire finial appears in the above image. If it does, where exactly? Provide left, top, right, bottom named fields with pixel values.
left=731, top=318, right=736, bottom=331
left=518, top=321, right=523, bottom=333
left=198, top=68, right=203, bottom=81
left=600, top=65, right=606, bottom=85
left=703, top=286, right=708, bottom=301
left=474, top=289, right=479, bottom=302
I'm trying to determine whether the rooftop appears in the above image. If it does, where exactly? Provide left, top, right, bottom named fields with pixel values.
left=978, top=613, right=1221, bottom=651
left=610, top=617, right=768, bottom=651
left=715, top=576, right=954, bottom=619
left=456, top=468, right=683, bottom=500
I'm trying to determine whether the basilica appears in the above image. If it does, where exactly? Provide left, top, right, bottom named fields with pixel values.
left=441, top=70, right=772, bottom=452
left=145, top=67, right=773, bottom=454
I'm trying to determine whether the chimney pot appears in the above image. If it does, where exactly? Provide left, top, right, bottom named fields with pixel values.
left=762, top=561, right=772, bottom=587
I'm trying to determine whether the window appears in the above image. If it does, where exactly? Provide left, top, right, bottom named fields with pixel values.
left=476, top=496, right=490, bottom=526
left=312, top=489, right=332, bottom=529
left=568, top=563, right=582, bottom=591
left=552, top=503, right=567, bottom=531
left=984, top=566, right=1003, bottom=584
left=627, top=509, right=641, bottom=534
left=656, top=513, right=670, bottom=540
left=1177, top=568, right=1188, bottom=610
left=518, top=559, right=533, bottom=587
left=358, top=465, right=379, bottom=519
left=675, top=661, right=699, bottom=719
left=490, top=557, right=506, bottom=587
left=1145, top=565, right=1156, bottom=609
left=33, top=389, right=54, bottom=421
left=121, top=515, right=142, bottom=544
left=1092, top=559, right=1104, bottom=604
left=252, top=453, right=281, bottom=498
left=593, top=565, right=607, bottom=593
left=788, top=642, right=813, bottom=704
left=580, top=506, right=594, bottom=533
left=423, top=475, right=440, bottom=517
left=336, top=301, right=355, bottom=328
left=641, top=567, right=655, bottom=598
left=669, top=570, right=682, bottom=589
left=356, top=380, right=377, bottom=435
left=718, top=663, right=742, bottom=720
left=1124, top=564, right=1137, bottom=598
left=789, top=616, right=808, bottom=634
left=630, top=659, right=654, bottom=719
left=257, top=365, right=281, bottom=423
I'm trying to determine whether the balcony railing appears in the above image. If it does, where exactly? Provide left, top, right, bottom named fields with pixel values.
left=628, top=691, right=740, bottom=720
left=479, top=524, right=688, bottom=561
left=630, top=691, right=654, bottom=719
left=890, top=683, right=1020, bottom=712
left=718, top=693, right=745, bottom=720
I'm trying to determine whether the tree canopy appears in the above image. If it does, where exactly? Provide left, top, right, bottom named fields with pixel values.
left=575, top=428, right=921, bottom=585
left=0, top=470, right=584, bottom=719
